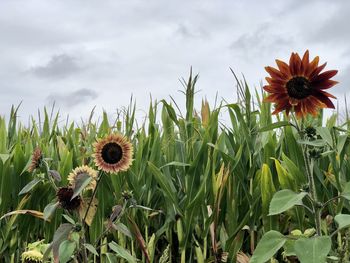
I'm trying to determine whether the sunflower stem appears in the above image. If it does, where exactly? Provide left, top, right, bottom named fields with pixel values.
left=83, top=171, right=104, bottom=222
left=291, top=113, right=322, bottom=235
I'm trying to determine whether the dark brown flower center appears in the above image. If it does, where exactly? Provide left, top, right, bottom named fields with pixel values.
left=57, top=187, right=81, bottom=210
left=101, top=142, right=123, bottom=164
left=286, top=76, right=311, bottom=99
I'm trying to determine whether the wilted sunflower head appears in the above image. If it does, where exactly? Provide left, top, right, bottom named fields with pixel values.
left=56, top=187, right=81, bottom=211
left=263, top=50, right=338, bottom=118
left=21, top=250, right=43, bottom=263
left=68, top=165, right=98, bottom=191
left=93, top=134, right=133, bottom=174
left=28, top=147, right=43, bottom=173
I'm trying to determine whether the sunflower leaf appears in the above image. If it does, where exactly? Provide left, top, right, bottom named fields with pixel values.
left=18, top=177, right=42, bottom=195
left=71, top=173, right=92, bottom=200
left=269, top=190, right=307, bottom=216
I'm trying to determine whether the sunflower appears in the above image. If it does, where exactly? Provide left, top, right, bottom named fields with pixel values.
left=93, top=134, right=133, bottom=173
left=68, top=165, right=98, bottom=191
left=263, top=50, right=338, bottom=118
left=28, top=147, right=43, bottom=172
left=56, top=187, right=82, bottom=211
left=21, top=250, right=43, bottom=263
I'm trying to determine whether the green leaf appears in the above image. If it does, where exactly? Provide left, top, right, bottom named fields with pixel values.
left=112, top=222, right=132, bottom=238
left=297, top=139, right=326, bottom=147
left=160, top=161, right=190, bottom=169
left=334, top=214, right=350, bottom=230
left=147, top=162, right=181, bottom=214
left=316, top=127, right=333, bottom=147
left=259, top=121, right=290, bottom=132
left=269, top=190, right=307, bottom=216
left=18, top=177, right=42, bottom=195
left=0, top=153, right=10, bottom=163
left=250, top=230, right=286, bottom=263
left=294, top=236, right=331, bottom=263
left=44, top=223, right=73, bottom=261
left=62, top=214, right=75, bottom=225
left=71, top=172, right=92, bottom=200
left=84, top=243, right=98, bottom=256
left=43, top=202, right=59, bottom=221
left=109, top=241, right=137, bottom=263
left=341, top=182, right=350, bottom=201
left=59, top=240, right=76, bottom=263
left=105, top=253, right=119, bottom=263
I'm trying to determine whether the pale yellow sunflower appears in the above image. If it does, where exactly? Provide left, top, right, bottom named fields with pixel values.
left=21, top=250, right=43, bottom=263
left=68, top=165, right=98, bottom=191
left=93, top=134, right=133, bottom=173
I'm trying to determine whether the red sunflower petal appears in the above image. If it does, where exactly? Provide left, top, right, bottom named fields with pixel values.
left=312, top=93, right=335, bottom=108
left=305, top=56, right=320, bottom=77
left=311, top=79, right=338, bottom=90
left=265, top=77, right=286, bottom=86
left=264, top=93, right=288, bottom=102
left=312, top=70, right=338, bottom=82
left=309, top=62, right=327, bottom=80
left=263, top=85, right=286, bottom=94
left=301, top=50, right=309, bottom=75
left=265, top=66, right=286, bottom=80
left=319, top=90, right=337, bottom=99
left=275, top=59, right=291, bottom=77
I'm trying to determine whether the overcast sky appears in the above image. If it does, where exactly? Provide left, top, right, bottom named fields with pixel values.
left=0, top=0, right=349, bottom=124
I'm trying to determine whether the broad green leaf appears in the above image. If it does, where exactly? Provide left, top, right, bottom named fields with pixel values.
left=84, top=243, right=98, bottom=256
left=109, top=241, right=137, bottom=263
left=71, top=172, right=92, bottom=200
left=59, top=240, right=76, bottom=263
left=43, top=202, right=59, bottom=221
left=18, top=177, right=42, bottom=195
left=250, top=230, right=286, bottom=263
left=294, top=236, right=331, bottom=263
left=259, top=121, right=290, bottom=132
left=334, top=214, right=350, bottom=230
left=341, top=182, right=350, bottom=200
left=269, top=190, right=307, bottom=216
left=44, top=223, right=73, bottom=261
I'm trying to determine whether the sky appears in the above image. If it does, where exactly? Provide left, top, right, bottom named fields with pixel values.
left=0, top=0, right=349, bottom=125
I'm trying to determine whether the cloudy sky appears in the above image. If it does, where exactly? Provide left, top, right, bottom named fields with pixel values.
left=0, top=0, right=349, bottom=124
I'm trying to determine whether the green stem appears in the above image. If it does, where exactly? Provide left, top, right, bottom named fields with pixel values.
left=302, top=143, right=322, bottom=236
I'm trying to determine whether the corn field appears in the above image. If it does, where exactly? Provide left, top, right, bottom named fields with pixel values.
left=0, top=71, right=350, bottom=262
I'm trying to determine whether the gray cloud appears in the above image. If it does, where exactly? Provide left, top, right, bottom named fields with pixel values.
left=230, top=23, right=293, bottom=57
left=46, top=88, right=97, bottom=108
left=29, top=54, right=83, bottom=79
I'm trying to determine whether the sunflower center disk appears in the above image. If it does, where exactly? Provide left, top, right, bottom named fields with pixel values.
left=102, top=142, right=123, bottom=164
left=286, top=77, right=311, bottom=99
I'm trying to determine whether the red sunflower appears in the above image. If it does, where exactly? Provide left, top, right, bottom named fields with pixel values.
left=263, top=50, right=338, bottom=118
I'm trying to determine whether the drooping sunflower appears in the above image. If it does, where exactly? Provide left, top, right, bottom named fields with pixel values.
left=21, top=250, right=43, bottom=263
left=56, top=187, right=82, bottom=211
left=93, top=134, right=133, bottom=173
left=28, top=147, right=43, bottom=172
left=68, top=165, right=98, bottom=191
left=263, top=50, right=338, bottom=118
